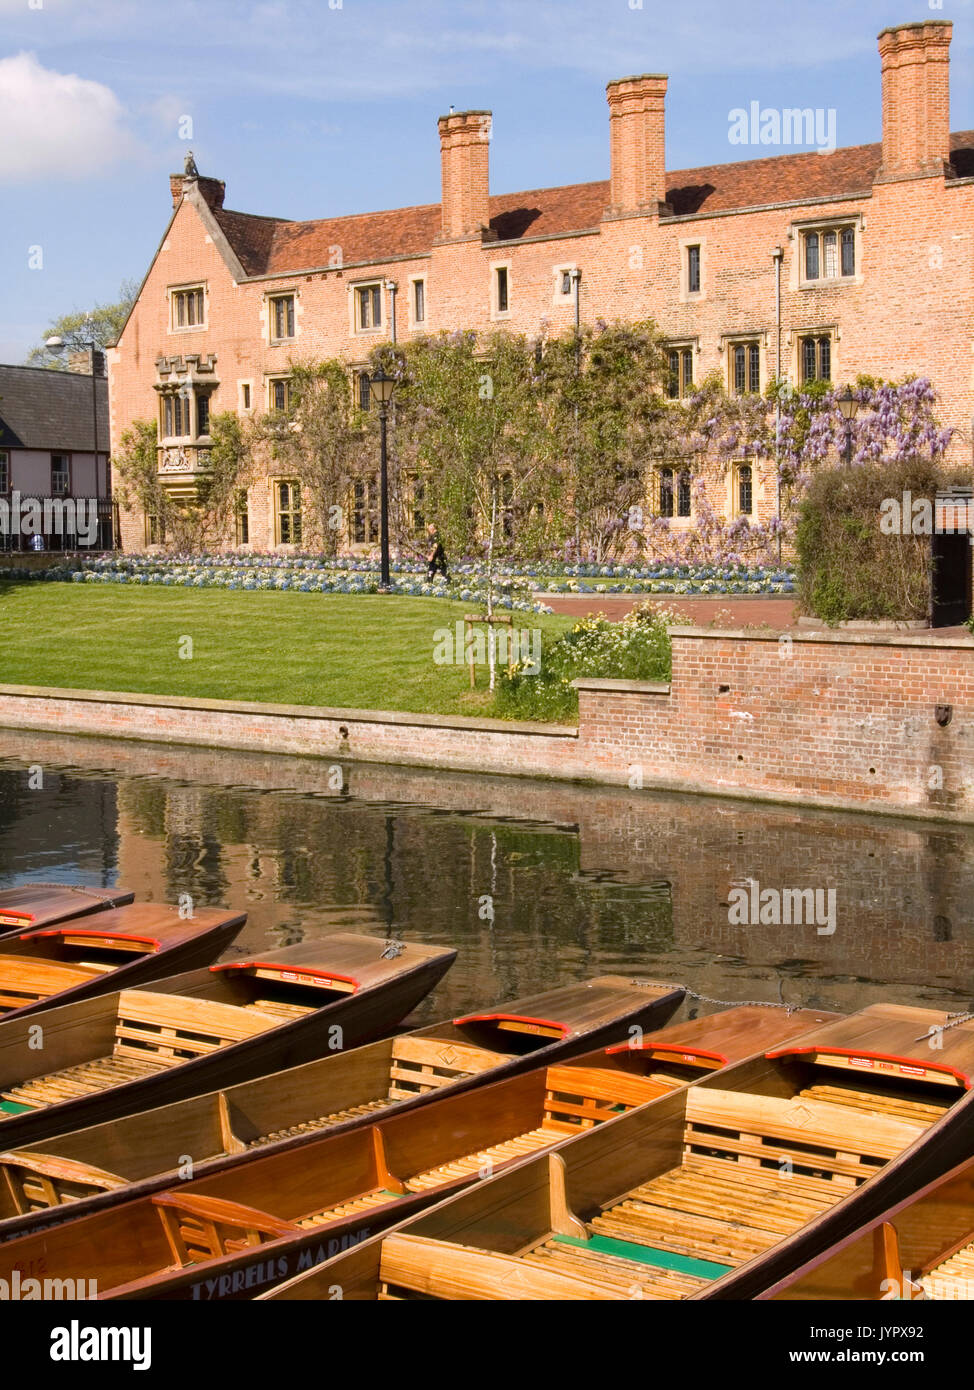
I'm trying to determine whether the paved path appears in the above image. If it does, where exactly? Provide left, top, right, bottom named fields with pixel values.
left=537, top=593, right=797, bottom=627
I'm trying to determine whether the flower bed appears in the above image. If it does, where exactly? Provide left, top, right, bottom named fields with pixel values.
left=0, top=551, right=795, bottom=600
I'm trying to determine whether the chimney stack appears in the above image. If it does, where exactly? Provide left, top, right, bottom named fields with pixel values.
left=605, top=74, right=670, bottom=218
left=437, top=109, right=492, bottom=241
left=169, top=173, right=226, bottom=211
left=876, top=21, right=953, bottom=182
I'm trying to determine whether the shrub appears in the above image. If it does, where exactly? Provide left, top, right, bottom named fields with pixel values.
left=495, top=604, right=674, bottom=722
left=795, top=457, right=960, bottom=623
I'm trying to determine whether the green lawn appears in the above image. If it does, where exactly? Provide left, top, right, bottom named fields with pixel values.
left=0, top=585, right=574, bottom=718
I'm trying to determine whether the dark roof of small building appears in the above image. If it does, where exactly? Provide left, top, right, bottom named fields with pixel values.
left=0, top=365, right=109, bottom=453
left=211, top=131, right=974, bottom=277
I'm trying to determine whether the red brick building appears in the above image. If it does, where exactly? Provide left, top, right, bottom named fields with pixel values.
left=110, top=19, right=972, bottom=552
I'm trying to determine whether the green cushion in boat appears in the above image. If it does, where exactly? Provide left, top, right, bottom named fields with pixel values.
left=0, top=1100, right=35, bottom=1115
left=553, top=1233, right=733, bottom=1281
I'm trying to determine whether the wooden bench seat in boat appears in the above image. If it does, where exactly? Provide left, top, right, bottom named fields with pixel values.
left=0, top=958, right=106, bottom=1013
left=152, top=1191, right=301, bottom=1267
left=0, top=991, right=281, bottom=1114
left=386, top=1037, right=513, bottom=1101
left=797, top=1082, right=949, bottom=1126
left=0, top=1149, right=128, bottom=1214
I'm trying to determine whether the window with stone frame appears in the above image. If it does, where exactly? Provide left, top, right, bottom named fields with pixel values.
left=802, top=226, right=856, bottom=283
left=269, top=294, right=296, bottom=341
left=269, top=376, right=293, bottom=413
left=734, top=462, right=754, bottom=516
left=799, top=334, right=832, bottom=384
left=687, top=244, right=702, bottom=295
left=171, top=286, right=205, bottom=329
left=730, top=341, right=761, bottom=396
left=666, top=347, right=694, bottom=400
left=145, top=512, right=166, bottom=545
left=235, top=490, right=249, bottom=546
left=412, top=279, right=426, bottom=324
left=275, top=480, right=302, bottom=545
left=355, top=283, right=382, bottom=331
left=657, top=466, right=692, bottom=519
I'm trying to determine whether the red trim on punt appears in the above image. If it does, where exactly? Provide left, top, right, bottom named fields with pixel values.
left=452, top=1012, right=569, bottom=1036
left=604, top=1041, right=729, bottom=1063
left=28, top=930, right=159, bottom=949
left=210, top=961, right=360, bottom=990
left=765, top=1045, right=971, bottom=1088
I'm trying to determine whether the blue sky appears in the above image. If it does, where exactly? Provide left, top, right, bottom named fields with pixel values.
left=1, top=0, right=971, bottom=361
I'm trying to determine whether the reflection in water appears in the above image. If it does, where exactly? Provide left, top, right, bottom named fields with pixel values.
left=0, top=730, right=971, bottom=1024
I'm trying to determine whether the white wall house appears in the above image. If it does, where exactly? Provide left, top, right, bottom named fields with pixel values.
left=0, top=364, right=113, bottom=552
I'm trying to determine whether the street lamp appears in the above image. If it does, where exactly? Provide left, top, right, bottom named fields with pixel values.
left=836, top=385, right=859, bottom=466
left=46, top=320, right=104, bottom=545
left=370, top=367, right=395, bottom=589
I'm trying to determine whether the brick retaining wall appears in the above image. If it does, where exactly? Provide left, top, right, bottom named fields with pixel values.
left=1, top=626, right=973, bottom=820
left=576, top=628, right=974, bottom=818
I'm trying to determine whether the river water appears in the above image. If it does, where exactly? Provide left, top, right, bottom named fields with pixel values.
left=0, top=729, right=971, bottom=1024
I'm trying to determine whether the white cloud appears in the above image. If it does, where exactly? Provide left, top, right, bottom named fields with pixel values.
left=0, top=51, right=138, bottom=182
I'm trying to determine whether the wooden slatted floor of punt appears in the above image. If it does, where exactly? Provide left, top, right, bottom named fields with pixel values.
left=587, top=1157, right=838, bottom=1275
left=298, top=1188, right=407, bottom=1228
left=249, top=1096, right=395, bottom=1147
left=405, top=1127, right=555, bottom=1191
left=1, top=1053, right=171, bottom=1111
left=523, top=1238, right=711, bottom=1299
left=798, top=1083, right=950, bottom=1125
left=921, top=1241, right=974, bottom=1300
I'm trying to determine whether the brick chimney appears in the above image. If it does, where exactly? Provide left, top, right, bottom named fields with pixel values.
left=605, top=74, right=670, bottom=218
left=876, top=20, right=953, bottom=182
left=437, top=109, right=492, bottom=241
left=169, top=173, right=226, bottom=211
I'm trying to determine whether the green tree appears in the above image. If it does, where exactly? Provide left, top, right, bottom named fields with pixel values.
left=112, top=412, right=247, bottom=551
left=248, top=360, right=369, bottom=553
left=26, top=279, right=139, bottom=368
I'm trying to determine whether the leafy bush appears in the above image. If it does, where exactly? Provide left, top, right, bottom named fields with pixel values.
left=795, top=457, right=959, bottom=623
left=495, top=605, right=674, bottom=722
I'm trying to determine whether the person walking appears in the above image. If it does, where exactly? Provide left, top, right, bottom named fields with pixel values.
left=426, top=522, right=448, bottom=582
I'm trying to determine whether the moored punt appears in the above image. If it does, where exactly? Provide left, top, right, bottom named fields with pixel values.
left=0, top=935, right=456, bottom=1152
left=0, top=902, right=247, bottom=1021
left=260, top=1004, right=974, bottom=1302
left=0, top=884, right=134, bottom=936
left=761, top=1152, right=974, bottom=1300
left=0, top=974, right=688, bottom=1240
left=0, top=1003, right=835, bottom=1299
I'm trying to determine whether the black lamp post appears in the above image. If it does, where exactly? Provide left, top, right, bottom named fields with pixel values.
left=46, top=319, right=104, bottom=550
left=837, top=385, right=859, bottom=466
left=369, top=367, right=395, bottom=589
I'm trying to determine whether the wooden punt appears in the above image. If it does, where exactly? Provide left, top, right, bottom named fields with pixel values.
left=0, top=1003, right=837, bottom=1299
left=259, top=1003, right=974, bottom=1302
left=0, top=884, right=134, bottom=936
left=0, top=974, right=691, bottom=1241
left=0, top=935, right=456, bottom=1154
left=0, top=902, right=246, bottom=1022
left=761, top=1152, right=974, bottom=1300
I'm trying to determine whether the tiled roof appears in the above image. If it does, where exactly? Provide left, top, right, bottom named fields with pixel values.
left=213, top=131, right=974, bottom=277
left=0, top=365, right=109, bottom=452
